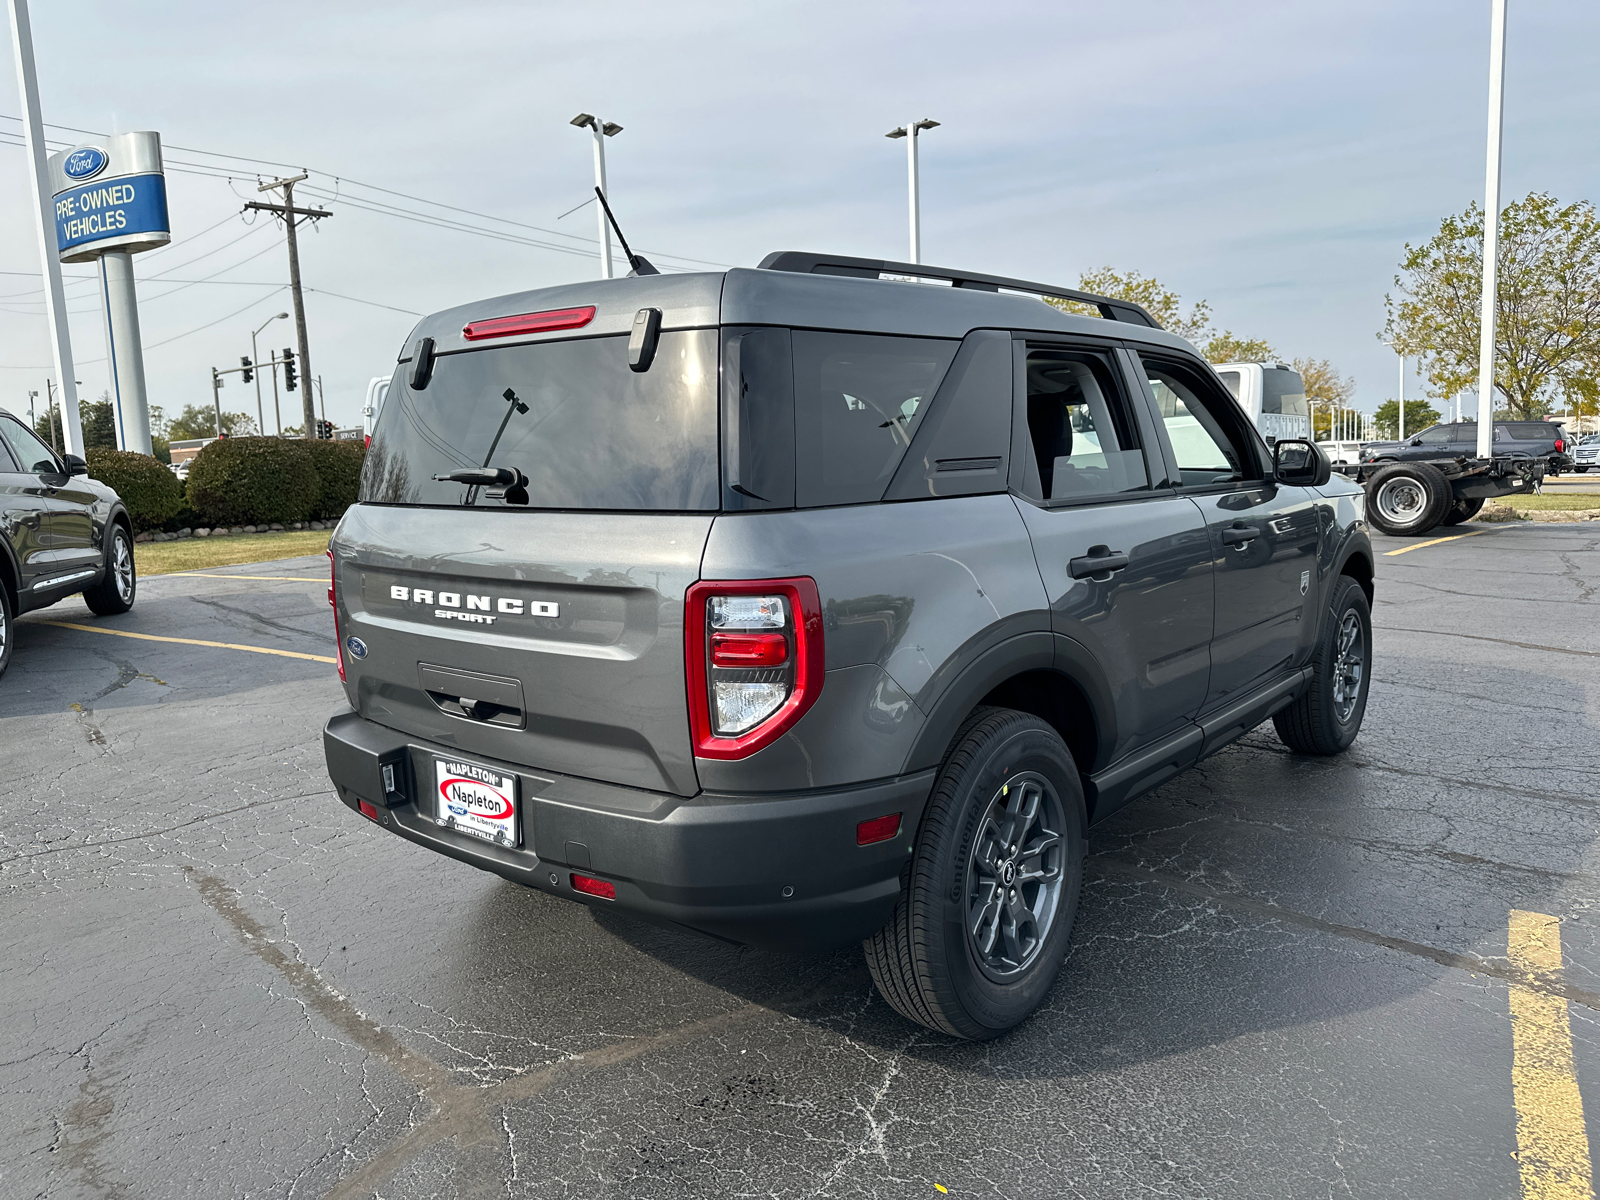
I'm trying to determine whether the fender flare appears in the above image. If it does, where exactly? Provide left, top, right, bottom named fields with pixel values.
left=901, top=630, right=1119, bottom=776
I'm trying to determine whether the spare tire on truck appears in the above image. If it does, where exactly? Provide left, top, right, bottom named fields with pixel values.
left=1439, top=496, right=1485, bottom=526
left=1366, top=462, right=1453, bottom=536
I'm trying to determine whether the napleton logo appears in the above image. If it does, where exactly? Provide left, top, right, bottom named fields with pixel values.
left=388, top=585, right=558, bottom=627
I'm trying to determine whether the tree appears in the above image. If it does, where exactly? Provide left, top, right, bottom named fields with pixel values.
left=1051, top=267, right=1276, bottom=363
left=1294, top=358, right=1356, bottom=438
left=79, top=392, right=117, bottom=450
left=165, top=404, right=258, bottom=441
left=1385, top=191, right=1600, bottom=420
left=1373, top=399, right=1441, bottom=441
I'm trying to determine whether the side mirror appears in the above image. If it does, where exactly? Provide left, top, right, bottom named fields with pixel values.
left=1274, top=438, right=1331, bottom=486
left=63, top=453, right=89, bottom=476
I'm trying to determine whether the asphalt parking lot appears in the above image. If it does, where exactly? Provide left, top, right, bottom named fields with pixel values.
left=3, top=520, right=1598, bottom=1199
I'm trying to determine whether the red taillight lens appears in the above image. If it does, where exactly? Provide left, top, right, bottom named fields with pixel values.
left=1556, top=439, right=1564, bottom=452
left=358, top=800, right=378, bottom=821
left=571, top=873, right=616, bottom=900
left=685, top=577, right=823, bottom=760
left=709, top=632, right=789, bottom=668
left=462, top=306, right=596, bottom=341
left=856, top=813, right=902, bottom=846
left=327, top=549, right=345, bottom=681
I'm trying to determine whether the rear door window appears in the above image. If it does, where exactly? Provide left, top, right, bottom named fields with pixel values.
left=363, top=330, right=719, bottom=511
left=792, top=332, right=958, bottom=507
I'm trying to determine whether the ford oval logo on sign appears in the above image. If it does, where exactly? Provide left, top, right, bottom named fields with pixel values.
left=63, top=147, right=108, bottom=180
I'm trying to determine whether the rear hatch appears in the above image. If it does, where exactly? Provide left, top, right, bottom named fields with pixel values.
left=332, top=277, right=723, bottom=796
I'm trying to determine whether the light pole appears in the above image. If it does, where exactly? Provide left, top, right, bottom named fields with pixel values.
left=886, top=119, right=940, bottom=264
left=252, top=312, right=288, bottom=436
left=570, top=113, right=623, bottom=279
left=1381, top=340, right=1407, bottom=441
left=1475, top=0, right=1508, bottom=459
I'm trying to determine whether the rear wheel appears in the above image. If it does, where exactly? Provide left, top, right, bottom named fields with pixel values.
left=0, top=582, right=12, bottom=680
left=1365, top=463, right=1452, bottom=536
left=1439, top=496, right=1484, bottom=526
left=1273, top=576, right=1371, bottom=756
left=83, top=525, right=136, bottom=616
left=864, top=708, right=1084, bottom=1040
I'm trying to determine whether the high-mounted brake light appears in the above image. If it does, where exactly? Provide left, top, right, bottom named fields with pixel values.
left=462, top=306, right=596, bottom=341
left=327, top=549, right=345, bottom=682
left=686, top=577, right=823, bottom=760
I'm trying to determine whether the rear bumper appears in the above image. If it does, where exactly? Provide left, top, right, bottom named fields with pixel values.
left=323, top=707, right=931, bottom=951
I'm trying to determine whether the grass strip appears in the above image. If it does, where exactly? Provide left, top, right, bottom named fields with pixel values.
left=134, top=529, right=331, bottom=576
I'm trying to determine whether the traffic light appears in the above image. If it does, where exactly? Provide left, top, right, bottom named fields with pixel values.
left=282, top=348, right=297, bottom=392
left=316, top=419, right=334, bottom=439
left=240, top=356, right=253, bottom=384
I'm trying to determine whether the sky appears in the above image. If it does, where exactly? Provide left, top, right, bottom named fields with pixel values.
left=3, top=0, right=1598, bottom=435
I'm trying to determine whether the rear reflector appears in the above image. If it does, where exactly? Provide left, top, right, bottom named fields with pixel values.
left=462, top=306, right=596, bottom=341
left=571, top=873, right=616, bottom=900
left=358, top=800, right=378, bottom=821
left=856, top=813, right=902, bottom=846
left=709, top=631, right=789, bottom=668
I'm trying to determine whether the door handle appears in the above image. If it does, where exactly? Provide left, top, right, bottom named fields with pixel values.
left=1220, top=523, right=1259, bottom=548
left=1068, top=546, right=1129, bottom=580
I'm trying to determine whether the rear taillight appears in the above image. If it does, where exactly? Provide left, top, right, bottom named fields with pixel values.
left=1556, top=438, right=1565, bottom=452
left=686, top=577, right=823, bottom=760
left=327, top=549, right=345, bottom=682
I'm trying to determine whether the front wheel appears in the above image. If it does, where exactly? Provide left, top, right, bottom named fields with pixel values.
left=864, top=708, right=1084, bottom=1040
left=1273, top=576, right=1372, bottom=755
left=83, top=525, right=136, bottom=616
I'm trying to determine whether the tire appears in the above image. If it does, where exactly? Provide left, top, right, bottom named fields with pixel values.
left=863, top=707, right=1085, bottom=1040
left=0, top=582, right=12, bottom=680
left=1365, top=462, right=1452, bottom=536
left=1577, top=467, right=1590, bottom=474
left=1439, top=496, right=1484, bottom=526
left=1273, top=576, right=1371, bottom=756
left=1548, top=459, right=1562, bottom=478
left=82, top=524, right=136, bottom=616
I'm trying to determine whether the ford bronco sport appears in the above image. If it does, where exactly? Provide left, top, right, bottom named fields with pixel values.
left=323, top=252, right=1375, bottom=1039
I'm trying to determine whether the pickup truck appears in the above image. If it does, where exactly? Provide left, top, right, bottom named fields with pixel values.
left=1212, top=362, right=1312, bottom=444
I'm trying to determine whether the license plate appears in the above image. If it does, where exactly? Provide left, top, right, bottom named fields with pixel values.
left=432, top=756, right=519, bottom=847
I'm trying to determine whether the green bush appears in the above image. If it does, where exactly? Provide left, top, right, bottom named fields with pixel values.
left=84, top=449, right=184, bottom=532
left=302, top=439, right=366, bottom=521
left=186, top=437, right=320, bottom=527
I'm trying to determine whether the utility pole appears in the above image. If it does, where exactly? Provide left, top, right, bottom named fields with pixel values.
left=245, top=175, right=329, bottom=438
left=570, top=114, right=622, bottom=279
left=886, top=119, right=940, bottom=264
left=1476, top=0, right=1508, bottom=459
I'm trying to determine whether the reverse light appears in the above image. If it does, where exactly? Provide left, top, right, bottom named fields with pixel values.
left=571, top=873, right=616, bottom=900
left=327, top=549, right=345, bottom=682
left=686, top=578, right=823, bottom=760
left=462, top=306, right=596, bottom=341
left=856, top=813, right=902, bottom=846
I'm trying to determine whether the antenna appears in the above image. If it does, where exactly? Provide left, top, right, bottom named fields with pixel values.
left=593, top=187, right=660, bottom=276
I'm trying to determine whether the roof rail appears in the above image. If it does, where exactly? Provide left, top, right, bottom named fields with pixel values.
left=756, top=251, right=1161, bottom=329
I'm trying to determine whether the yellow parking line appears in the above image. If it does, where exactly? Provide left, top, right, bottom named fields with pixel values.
left=164, top=572, right=324, bottom=582
left=1508, top=910, right=1593, bottom=1200
left=41, top=621, right=337, bottom=664
left=1384, top=529, right=1494, bottom=556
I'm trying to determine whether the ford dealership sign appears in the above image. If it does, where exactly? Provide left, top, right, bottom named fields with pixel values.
left=62, top=146, right=107, bottom=180
left=47, top=132, right=170, bottom=263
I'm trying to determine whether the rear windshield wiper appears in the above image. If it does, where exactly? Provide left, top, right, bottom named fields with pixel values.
left=432, top=467, right=519, bottom=486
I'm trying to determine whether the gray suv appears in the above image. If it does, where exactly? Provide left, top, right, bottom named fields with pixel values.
left=1363, top=420, right=1573, bottom=475
left=323, top=253, right=1375, bottom=1039
left=0, top=408, right=137, bottom=679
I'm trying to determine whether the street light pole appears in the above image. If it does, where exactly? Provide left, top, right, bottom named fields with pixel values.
left=1476, top=0, right=1508, bottom=459
left=251, top=311, right=288, bottom=438
left=570, top=114, right=623, bottom=279
left=886, top=119, right=940, bottom=264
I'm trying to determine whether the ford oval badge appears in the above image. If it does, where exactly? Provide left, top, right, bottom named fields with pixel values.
left=63, top=147, right=108, bottom=181
left=346, top=635, right=368, bottom=660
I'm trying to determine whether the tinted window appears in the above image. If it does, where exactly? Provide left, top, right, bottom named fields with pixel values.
left=1215, top=369, right=1242, bottom=400
left=1142, top=357, right=1262, bottom=486
left=1022, top=347, right=1149, bottom=500
left=1260, top=368, right=1309, bottom=416
left=0, top=416, right=60, bottom=474
left=1417, top=425, right=1452, bottom=444
left=362, top=331, right=719, bottom=511
left=793, top=332, right=958, bottom=507
left=1505, top=422, right=1557, bottom=439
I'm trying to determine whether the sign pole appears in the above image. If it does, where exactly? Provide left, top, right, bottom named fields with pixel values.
left=1476, top=0, right=1508, bottom=459
left=7, top=0, right=83, bottom=458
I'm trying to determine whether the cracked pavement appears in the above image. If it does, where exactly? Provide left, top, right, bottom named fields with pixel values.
left=2, top=525, right=1598, bottom=1198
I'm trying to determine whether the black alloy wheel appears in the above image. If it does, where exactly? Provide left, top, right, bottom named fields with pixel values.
left=84, top=525, right=137, bottom=616
left=864, top=707, right=1085, bottom=1040
left=1273, top=575, right=1372, bottom=755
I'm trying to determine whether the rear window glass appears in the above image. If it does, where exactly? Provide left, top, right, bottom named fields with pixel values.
left=1260, top=369, right=1309, bottom=416
left=792, top=331, right=958, bottom=507
left=362, top=331, right=719, bottom=511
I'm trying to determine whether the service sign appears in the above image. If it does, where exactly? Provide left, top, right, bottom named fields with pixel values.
left=47, top=130, right=170, bottom=263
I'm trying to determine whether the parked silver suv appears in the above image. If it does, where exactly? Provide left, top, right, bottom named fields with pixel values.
left=323, top=253, right=1375, bottom=1038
